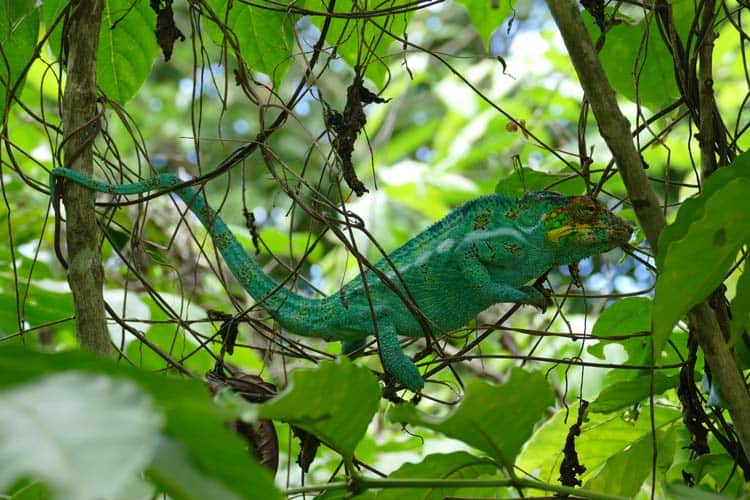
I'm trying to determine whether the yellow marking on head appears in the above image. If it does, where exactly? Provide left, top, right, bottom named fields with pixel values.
left=546, top=224, right=590, bottom=242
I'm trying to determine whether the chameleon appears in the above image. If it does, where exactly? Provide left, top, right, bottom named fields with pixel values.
left=51, top=167, right=633, bottom=391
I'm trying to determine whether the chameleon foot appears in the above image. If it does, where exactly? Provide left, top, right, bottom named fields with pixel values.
left=385, top=358, right=424, bottom=392
left=519, top=285, right=553, bottom=312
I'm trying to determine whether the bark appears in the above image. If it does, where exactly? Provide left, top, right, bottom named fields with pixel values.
left=61, top=0, right=111, bottom=355
left=545, top=0, right=750, bottom=461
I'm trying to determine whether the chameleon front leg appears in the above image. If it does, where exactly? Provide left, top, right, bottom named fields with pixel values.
left=455, top=242, right=550, bottom=309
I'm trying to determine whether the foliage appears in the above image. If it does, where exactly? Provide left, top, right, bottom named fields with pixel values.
left=0, top=346, right=280, bottom=499
left=1, top=0, right=750, bottom=498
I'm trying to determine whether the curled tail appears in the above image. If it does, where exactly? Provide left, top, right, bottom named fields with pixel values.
left=50, top=167, right=320, bottom=331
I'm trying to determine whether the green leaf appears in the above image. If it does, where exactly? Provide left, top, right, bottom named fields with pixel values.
left=43, top=0, right=159, bottom=104
left=583, top=429, right=654, bottom=497
left=257, top=358, right=381, bottom=458
left=377, top=452, right=500, bottom=500
left=656, top=152, right=750, bottom=270
left=663, top=483, right=732, bottom=500
left=457, top=1, right=513, bottom=49
left=592, top=297, right=652, bottom=337
left=670, top=453, right=745, bottom=497
left=98, top=0, right=159, bottom=103
left=653, top=176, right=750, bottom=354
left=0, top=283, right=74, bottom=336
left=0, top=345, right=282, bottom=500
left=730, top=265, right=750, bottom=345
left=588, top=297, right=650, bottom=363
left=310, top=1, right=411, bottom=86
left=0, top=372, right=163, bottom=499
left=4, top=479, right=53, bottom=499
left=589, top=373, right=679, bottom=413
left=387, top=368, right=554, bottom=466
left=494, top=168, right=585, bottom=198
left=0, top=0, right=40, bottom=119
left=204, top=0, right=298, bottom=87
left=517, top=405, right=681, bottom=486
left=583, top=2, right=694, bottom=110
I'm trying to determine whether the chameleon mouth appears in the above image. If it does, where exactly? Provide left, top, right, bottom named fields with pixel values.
left=546, top=223, right=633, bottom=245
left=546, top=224, right=588, bottom=242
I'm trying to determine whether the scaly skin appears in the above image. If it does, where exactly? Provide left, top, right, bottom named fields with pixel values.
left=51, top=168, right=632, bottom=391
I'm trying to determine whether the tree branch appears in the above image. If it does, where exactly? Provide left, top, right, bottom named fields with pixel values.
left=60, top=0, right=110, bottom=355
left=545, top=0, right=750, bottom=462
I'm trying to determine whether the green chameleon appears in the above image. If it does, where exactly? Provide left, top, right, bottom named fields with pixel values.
left=51, top=167, right=632, bottom=391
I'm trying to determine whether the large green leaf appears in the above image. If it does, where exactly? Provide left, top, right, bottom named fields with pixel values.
left=0, top=372, right=163, bottom=499
left=309, top=1, right=411, bottom=86
left=731, top=265, right=750, bottom=344
left=257, top=358, right=381, bottom=458
left=377, top=452, right=500, bottom=499
left=0, top=0, right=39, bottom=119
left=0, top=345, right=282, bottom=500
left=653, top=176, right=750, bottom=354
left=204, top=0, right=298, bottom=87
left=387, top=368, right=554, bottom=466
left=654, top=152, right=750, bottom=347
left=517, top=405, right=681, bottom=485
left=98, top=0, right=159, bottom=103
left=583, top=428, right=655, bottom=497
left=42, top=0, right=158, bottom=104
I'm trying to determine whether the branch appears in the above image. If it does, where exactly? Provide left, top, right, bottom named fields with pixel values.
left=285, top=475, right=628, bottom=500
left=59, top=0, right=110, bottom=355
left=545, top=0, right=750, bottom=463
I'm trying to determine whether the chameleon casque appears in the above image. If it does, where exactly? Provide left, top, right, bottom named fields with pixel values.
left=51, top=167, right=632, bottom=391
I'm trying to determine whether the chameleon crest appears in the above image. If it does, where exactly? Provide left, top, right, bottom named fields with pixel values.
left=52, top=168, right=632, bottom=392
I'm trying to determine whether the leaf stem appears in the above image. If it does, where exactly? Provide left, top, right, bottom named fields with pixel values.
left=284, top=475, right=628, bottom=500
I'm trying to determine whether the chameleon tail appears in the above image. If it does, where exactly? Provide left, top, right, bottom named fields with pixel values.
left=50, top=167, right=318, bottom=327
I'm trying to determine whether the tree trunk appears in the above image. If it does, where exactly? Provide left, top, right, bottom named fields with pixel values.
left=60, top=0, right=111, bottom=356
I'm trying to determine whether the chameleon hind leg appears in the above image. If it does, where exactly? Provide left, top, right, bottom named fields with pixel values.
left=377, top=320, right=424, bottom=391
left=361, top=311, right=423, bottom=391
left=337, top=308, right=423, bottom=391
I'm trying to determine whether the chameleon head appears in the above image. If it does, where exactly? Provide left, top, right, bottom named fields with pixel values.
left=529, top=192, right=633, bottom=263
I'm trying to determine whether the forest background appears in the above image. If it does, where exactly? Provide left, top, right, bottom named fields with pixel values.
left=2, top=0, right=750, bottom=498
